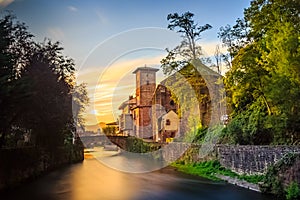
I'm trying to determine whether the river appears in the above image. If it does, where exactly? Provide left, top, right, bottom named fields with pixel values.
left=1, top=147, right=272, bottom=200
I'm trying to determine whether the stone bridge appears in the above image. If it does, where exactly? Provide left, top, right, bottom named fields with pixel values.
left=79, top=135, right=130, bottom=149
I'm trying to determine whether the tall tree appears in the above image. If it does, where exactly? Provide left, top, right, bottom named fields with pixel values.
left=161, top=12, right=218, bottom=134
left=161, top=12, right=212, bottom=75
left=218, top=18, right=251, bottom=68
left=221, top=0, right=300, bottom=144
left=0, top=13, right=86, bottom=148
left=0, top=13, right=34, bottom=147
left=19, top=44, right=75, bottom=147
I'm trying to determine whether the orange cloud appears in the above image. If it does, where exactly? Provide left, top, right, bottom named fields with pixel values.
left=76, top=39, right=224, bottom=126
left=77, top=54, right=165, bottom=125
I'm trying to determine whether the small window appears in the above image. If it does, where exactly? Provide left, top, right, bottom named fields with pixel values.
left=171, top=132, right=175, bottom=137
left=166, top=119, right=170, bottom=125
left=170, top=100, right=175, bottom=106
left=147, top=80, right=149, bottom=85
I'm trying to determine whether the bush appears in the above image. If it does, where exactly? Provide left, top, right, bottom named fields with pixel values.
left=125, top=136, right=160, bottom=153
left=239, top=174, right=265, bottom=184
left=286, top=182, right=300, bottom=200
left=260, top=153, right=300, bottom=198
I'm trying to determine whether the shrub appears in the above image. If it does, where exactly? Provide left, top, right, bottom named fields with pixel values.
left=286, top=182, right=300, bottom=200
left=260, top=153, right=299, bottom=198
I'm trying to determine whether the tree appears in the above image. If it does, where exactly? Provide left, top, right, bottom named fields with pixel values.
left=0, top=13, right=87, bottom=148
left=103, top=126, right=117, bottom=136
left=19, top=47, right=75, bottom=147
left=161, top=12, right=212, bottom=75
left=218, top=18, right=251, bottom=68
left=221, top=0, right=300, bottom=144
left=160, top=12, right=218, bottom=133
left=72, top=83, right=89, bottom=130
left=0, top=13, right=34, bottom=147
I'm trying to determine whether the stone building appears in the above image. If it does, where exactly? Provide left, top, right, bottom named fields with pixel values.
left=156, top=110, right=179, bottom=142
left=118, top=63, right=224, bottom=142
left=151, top=83, right=178, bottom=142
left=119, top=66, right=179, bottom=141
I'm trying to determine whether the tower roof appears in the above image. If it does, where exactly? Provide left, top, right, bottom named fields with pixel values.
left=132, top=66, right=159, bottom=74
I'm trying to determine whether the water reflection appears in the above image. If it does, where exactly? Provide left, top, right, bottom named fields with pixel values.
left=1, top=148, right=272, bottom=200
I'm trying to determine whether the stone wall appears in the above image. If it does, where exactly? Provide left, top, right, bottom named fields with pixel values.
left=158, top=143, right=300, bottom=177
left=216, top=145, right=300, bottom=175
left=155, top=142, right=217, bottom=164
left=0, top=144, right=83, bottom=190
left=278, top=153, right=300, bottom=187
left=106, top=136, right=300, bottom=178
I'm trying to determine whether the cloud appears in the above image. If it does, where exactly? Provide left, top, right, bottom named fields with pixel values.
left=68, top=6, right=78, bottom=12
left=0, top=0, right=14, bottom=8
left=77, top=54, right=165, bottom=124
left=78, top=40, right=228, bottom=125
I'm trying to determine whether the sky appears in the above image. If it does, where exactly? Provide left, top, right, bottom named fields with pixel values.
left=0, top=0, right=251, bottom=126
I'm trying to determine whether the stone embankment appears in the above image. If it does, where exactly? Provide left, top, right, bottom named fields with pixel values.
left=216, top=145, right=300, bottom=175
left=158, top=142, right=300, bottom=192
left=0, top=144, right=84, bottom=190
left=159, top=142, right=300, bottom=175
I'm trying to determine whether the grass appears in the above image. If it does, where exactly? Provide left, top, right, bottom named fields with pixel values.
left=239, top=174, right=265, bottom=184
left=171, top=160, right=265, bottom=184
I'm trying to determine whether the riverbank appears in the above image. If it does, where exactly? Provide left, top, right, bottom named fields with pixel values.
left=0, top=157, right=271, bottom=200
left=0, top=143, right=84, bottom=190
left=171, top=160, right=264, bottom=192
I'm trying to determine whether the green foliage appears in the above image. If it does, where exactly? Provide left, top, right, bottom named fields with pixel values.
left=183, top=124, right=226, bottom=144
left=183, top=124, right=206, bottom=143
left=239, top=174, right=265, bottom=184
left=172, top=160, right=264, bottom=184
left=218, top=18, right=250, bottom=67
left=286, top=182, right=300, bottom=200
left=102, top=126, right=117, bottom=136
left=260, top=164, right=285, bottom=197
left=161, top=12, right=216, bottom=129
left=172, top=160, right=224, bottom=180
left=224, top=107, right=274, bottom=145
left=260, top=153, right=299, bottom=198
left=220, top=0, right=300, bottom=145
left=126, top=136, right=160, bottom=153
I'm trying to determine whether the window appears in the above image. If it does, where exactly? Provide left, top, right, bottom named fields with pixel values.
left=170, top=100, right=174, bottom=106
left=146, top=80, right=149, bottom=85
left=171, top=132, right=175, bottom=137
left=166, top=119, right=170, bottom=125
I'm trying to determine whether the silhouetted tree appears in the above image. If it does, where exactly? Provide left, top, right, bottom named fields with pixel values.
left=0, top=13, right=34, bottom=147
left=0, top=13, right=85, bottom=149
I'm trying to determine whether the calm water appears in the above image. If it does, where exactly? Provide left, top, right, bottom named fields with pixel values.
left=1, top=148, right=273, bottom=200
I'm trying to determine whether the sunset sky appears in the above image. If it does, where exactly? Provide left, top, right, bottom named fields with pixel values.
left=1, top=0, right=250, bottom=126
